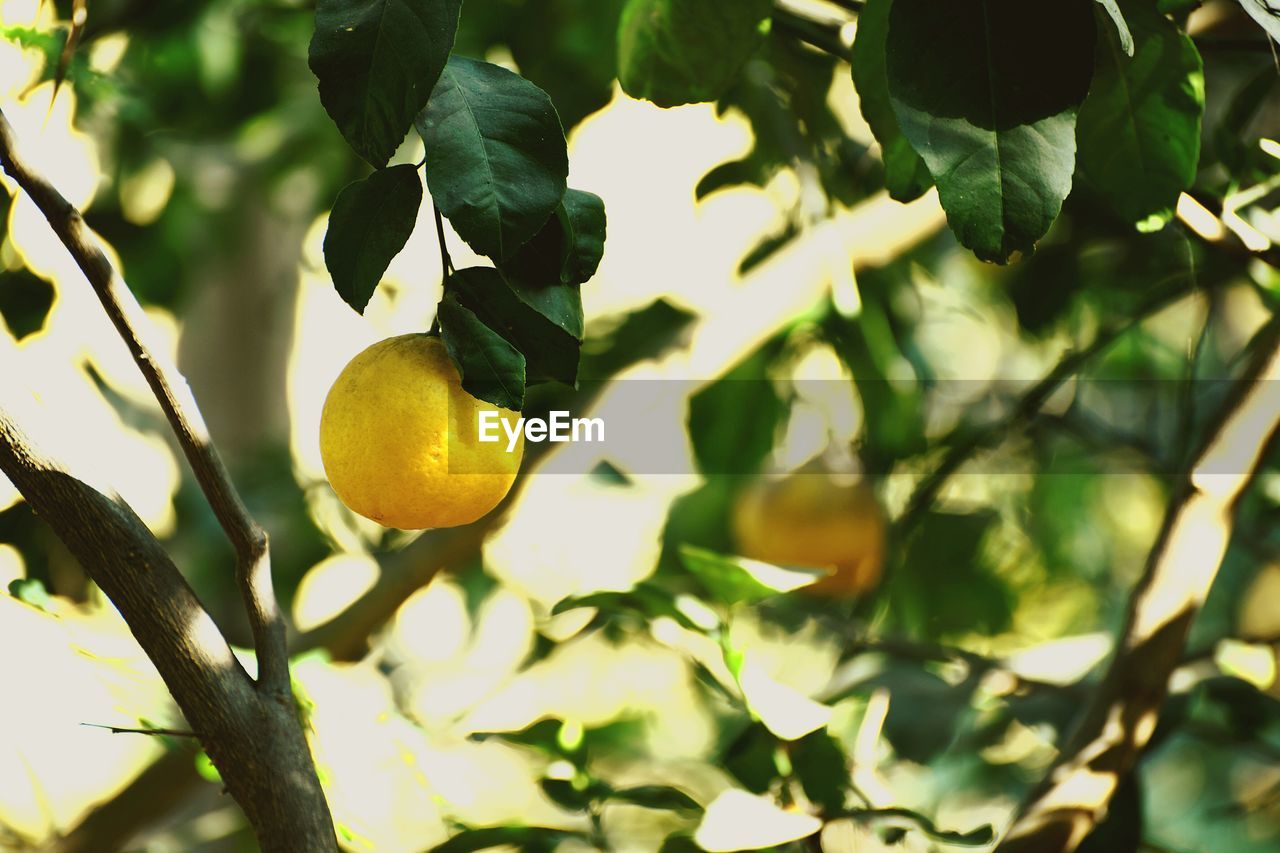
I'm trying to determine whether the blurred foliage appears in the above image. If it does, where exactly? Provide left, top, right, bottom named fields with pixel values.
left=1, top=1, right=1280, bottom=852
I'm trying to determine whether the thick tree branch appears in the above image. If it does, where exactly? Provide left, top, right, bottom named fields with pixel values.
left=997, top=318, right=1280, bottom=853
left=0, top=376, right=336, bottom=851
left=0, top=109, right=335, bottom=850
left=0, top=107, right=288, bottom=693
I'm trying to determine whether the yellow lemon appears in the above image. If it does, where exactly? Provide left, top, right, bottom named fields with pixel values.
left=319, top=334, right=523, bottom=529
left=732, top=473, right=886, bottom=598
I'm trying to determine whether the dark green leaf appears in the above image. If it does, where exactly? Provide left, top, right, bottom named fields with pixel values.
left=430, top=826, right=576, bottom=853
left=540, top=778, right=595, bottom=811
left=1094, top=0, right=1134, bottom=56
left=737, top=220, right=800, bottom=276
left=417, top=56, right=568, bottom=260
left=720, top=722, right=778, bottom=793
left=498, top=189, right=606, bottom=340
left=309, top=0, right=461, bottom=166
left=552, top=582, right=714, bottom=633
left=589, top=460, right=633, bottom=487
left=322, top=164, right=422, bottom=314
left=557, top=189, right=607, bottom=286
left=850, top=0, right=932, bottom=202
left=1237, top=0, right=1280, bottom=43
left=687, top=339, right=785, bottom=475
left=606, top=785, right=702, bottom=814
left=821, top=276, right=926, bottom=468
left=447, top=267, right=580, bottom=385
left=550, top=590, right=635, bottom=617
left=891, top=510, right=1013, bottom=638
left=1006, top=243, right=1085, bottom=336
left=839, top=808, right=995, bottom=847
left=1077, top=0, right=1203, bottom=230
left=698, top=34, right=876, bottom=207
left=450, top=0, right=625, bottom=131
left=504, top=277, right=584, bottom=342
left=886, top=0, right=1096, bottom=262
left=791, top=731, right=850, bottom=814
left=437, top=294, right=526, bottom=410
left=578, top=298, right=696, bottom=381
left=658, top=835, right=702, bottom=853
left=678, top=545, right=826, bottom=604
left=696, top=158, right=765, bottom=200
left=617, top=0, right=773, bottom=107
left=0, top=266, right=54, bottom=341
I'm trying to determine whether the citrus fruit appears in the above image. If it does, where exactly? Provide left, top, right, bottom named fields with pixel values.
left=732, top=473, right=886, bottom=597
left=319, top=334, right=523, bottom=529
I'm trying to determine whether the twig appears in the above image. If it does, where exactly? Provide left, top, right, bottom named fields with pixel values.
left=81, top=722, right=199, bottom=738
left=434, top=202, right=453, bottom=281
left=0, top=107, right=287, bottom=694
left=773, top=5, right=852, bottom=60
left=997, top=317, right=1280, bottom=853
left=895, top=277, right=1201, bottom=540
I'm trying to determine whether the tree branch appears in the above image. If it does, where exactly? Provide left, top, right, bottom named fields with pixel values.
left=996, top=318, right=1280, bottom=853
left=895, top=274, right=1204, bottom=539
left=0, top=376, right=334, bottom=850
left=773, top=4, right=852, bottom=61
left=0, top=110, right=335, bottom=850
left=0, top=107, right=288, bottom=693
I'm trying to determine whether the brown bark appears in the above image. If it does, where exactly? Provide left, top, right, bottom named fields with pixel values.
left=997, top=320, right=1280, bottom=852
left=0, top=109, right=336, bottom=850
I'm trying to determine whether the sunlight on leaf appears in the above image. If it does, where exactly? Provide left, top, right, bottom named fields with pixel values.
left=739, top=653, right=833, bottom=741
left=1214, top=639, right=1277, bottom=691
left=678, top=544, right=829, bottom=604
left=693, top=789, right=821, bottom=851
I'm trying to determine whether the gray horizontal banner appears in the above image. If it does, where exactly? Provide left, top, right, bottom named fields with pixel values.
left=444, top=379, right=1279, bottom=475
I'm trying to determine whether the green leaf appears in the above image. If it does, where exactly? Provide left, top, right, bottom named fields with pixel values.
left=437, top=294, right=526, bottom=410
left=416, top=55, right=568, bottom=260
left=551, top=582, right=715, bottom=634
left=886, top=0, right=1096, bottom=262
left=850, top=0, right=932, bottom=203
left=606, top=785, right=702, bottom=814
left=1076, top=0, right=1204, bottom=230
left=617, top=0, right=773, bottom=107
left=8, top=578, right=50, bottom=611
left=539, top=777, right=595, bottom=811
left=891, top=510, right=1013, bottom=638
left=687, top=338, right=785, bottom=475
left=322, top=165, right=422, bottom=314
left=557, top=189, right=607, bottom=286
left=1094, top=0, right=1134, bottom=56
left=578, top=298, right=696, bottom=381
left=1237, top=0, right=1280, bottom=43
left=790, top=731, right=850, bottom=814
left=737, top=220, right=800, bottom=276
left=498, top=188, right=606, bottom=340
left=821, top=274, right=926, bottom=468
left=678, top=545, right=828, bottom=604
left=447, top=267, right=581, bottom=385
left=309, top=0, right=461, bottom=166
left=430, top=826, right=577, bottom=853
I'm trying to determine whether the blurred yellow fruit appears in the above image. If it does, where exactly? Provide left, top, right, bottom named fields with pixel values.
left=319, top=334, right=523, bottom=529
left=732, top=474, right=886, bottom=597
